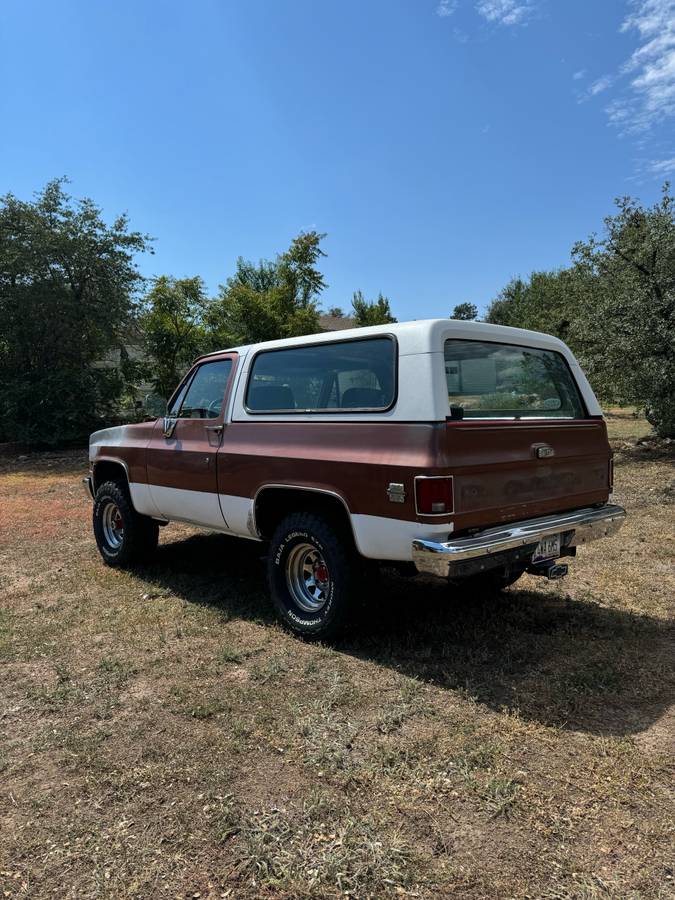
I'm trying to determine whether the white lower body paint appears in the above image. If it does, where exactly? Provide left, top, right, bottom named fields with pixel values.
left=218, top=494, right=257, bottom=537
left=130, top=483, right=229, bottom=531
left=350, top=514, right=452, bottom=561
left=128, top=482, right=164, bottom=518
left=128, top=484, right=451, bottom=561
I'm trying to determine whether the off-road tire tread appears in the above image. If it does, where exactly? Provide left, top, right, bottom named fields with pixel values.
left=93, top=480, right=159, bottom=568
left=268, top=511, right=360, bottom=641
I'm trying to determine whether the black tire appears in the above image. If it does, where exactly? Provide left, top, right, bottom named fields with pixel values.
left=268, top=512, right=359, bottom=640
left=92, top=480, right=159, bottom=568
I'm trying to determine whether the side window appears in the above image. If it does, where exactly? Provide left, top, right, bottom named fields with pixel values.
left=246, top=337, right=396, bottom=413
left=177, top=359, right=233, bottom=419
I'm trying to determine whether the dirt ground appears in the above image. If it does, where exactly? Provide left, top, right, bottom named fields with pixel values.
left=1, top=409, right=673, bottom=899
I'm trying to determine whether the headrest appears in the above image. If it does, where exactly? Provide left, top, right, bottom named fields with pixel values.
left=341, top=387, right=385, bottom=409
left=248, top=384, right=295, bottom=411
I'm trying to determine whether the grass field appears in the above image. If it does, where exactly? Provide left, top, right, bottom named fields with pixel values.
left=1, top=408, right=673, bottom=898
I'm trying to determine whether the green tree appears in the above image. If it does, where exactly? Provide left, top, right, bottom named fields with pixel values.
left=351, top=291, right=397, bottom=326
left=0, top=178, right=150, bottom=444
left=451, top=302, right=478, bottom=320
left=485, top=184, right=675, bottom=437
left=571, top=185, right=675, bottom=437
left=484, top=277, right=530, bottom=328
left=207, top=232, right=324, bottom=345
left=327, top=306, right=344, bottom=317
left=142, top=276, right=210, bottom=398
left=485, top=269, right=589, bottom=341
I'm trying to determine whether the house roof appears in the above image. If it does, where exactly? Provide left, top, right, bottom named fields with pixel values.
left=319, top=314, right=357, bottom=332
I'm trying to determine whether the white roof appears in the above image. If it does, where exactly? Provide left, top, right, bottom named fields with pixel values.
left=215, top=317, right=601, bottom=421
left=204, top=318, right=570, bottom=360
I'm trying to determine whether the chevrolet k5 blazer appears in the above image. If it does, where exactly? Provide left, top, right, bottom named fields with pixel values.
left=85, top=319, right=625, bottom=638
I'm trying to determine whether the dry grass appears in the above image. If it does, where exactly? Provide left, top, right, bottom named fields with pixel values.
left=0, top=414, right=673, bottom=898
left=602, top=406, right=656, bottom=443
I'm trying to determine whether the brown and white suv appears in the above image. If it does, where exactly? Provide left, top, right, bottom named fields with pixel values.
left=85, top=319, right=625, bottom=638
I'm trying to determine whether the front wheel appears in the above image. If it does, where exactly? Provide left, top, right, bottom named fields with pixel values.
left=267, top=512, right=359, bottom=640
left=93, top=480, right=159, bottom=567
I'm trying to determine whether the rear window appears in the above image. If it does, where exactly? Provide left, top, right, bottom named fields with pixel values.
left=246, top=337, right=396, bottom=413
left=444, top=339, right=585, bottom=420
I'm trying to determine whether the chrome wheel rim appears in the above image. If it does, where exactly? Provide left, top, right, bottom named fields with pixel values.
left=102, top=501, right=124, bottom=550
left=285, top=543, right=331, bottom=613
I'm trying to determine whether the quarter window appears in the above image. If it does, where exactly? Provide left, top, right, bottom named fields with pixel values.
left=177, top=359, right=233, bottom=419
left=246, top=337, right=396, bottom=412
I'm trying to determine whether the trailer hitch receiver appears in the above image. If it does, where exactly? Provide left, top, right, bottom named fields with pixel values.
left=527, top=561, right=569, bottom=580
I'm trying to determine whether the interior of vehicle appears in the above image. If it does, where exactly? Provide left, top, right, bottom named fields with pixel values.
left=246, top=337, right=396, bottom=412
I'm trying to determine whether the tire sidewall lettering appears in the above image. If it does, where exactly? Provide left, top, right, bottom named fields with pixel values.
left=274, top=531, right=325, bottom=568
left=272, top=527, right=334, bottom=628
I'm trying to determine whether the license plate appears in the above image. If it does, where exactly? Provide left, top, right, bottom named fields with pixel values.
left=532, top=533, right=561, bottom=563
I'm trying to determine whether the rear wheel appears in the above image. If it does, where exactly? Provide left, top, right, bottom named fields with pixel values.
left=268, top=512, right=359, bottom=640
left=93, top=480, right=159, bottom=567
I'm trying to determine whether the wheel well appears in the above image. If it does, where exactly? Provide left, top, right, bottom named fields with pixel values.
left=255, top=487, right=355, bottom=544
left=93, top=460, right=129, bottom=493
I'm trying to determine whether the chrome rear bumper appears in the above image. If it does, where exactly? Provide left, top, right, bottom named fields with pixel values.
left=412, top=504, right=626, bottom=578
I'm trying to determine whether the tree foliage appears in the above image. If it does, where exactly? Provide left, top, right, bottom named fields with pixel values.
left=485, top=184, right=675, bottom=437
left=0, top=179, right=150, bottom=443
left=570, top=186, right=675, bottom=437
left=207, top=232, right=324, bottom=346
left=142, top=276, right=211, bottom=398
left=351, top=290, right=397, bottom=326
left=485, top=268, right=593, bottom=341
left=451, top=302, right=478, bottom=320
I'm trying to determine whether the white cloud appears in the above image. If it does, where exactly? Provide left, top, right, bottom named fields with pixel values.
left=436, top=0, right=458, bottom=17
left=577, top=74, right=613, bottom=104
left=573, top=69, right=587, bottom=80
left=612, top=0, right=675, bottom=132
left=588, top=75, right=613, bottom=96
left=648, top=156, right=675, bottom=175
left=476, top=0, right=534, bottom=26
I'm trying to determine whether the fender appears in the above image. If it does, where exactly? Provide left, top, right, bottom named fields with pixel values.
left=252, top=483, right=359, bottom=545
left=91, top=455, right=130, bottom=491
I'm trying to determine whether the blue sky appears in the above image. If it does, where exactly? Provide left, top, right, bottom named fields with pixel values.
left=1, top=0, right=674, bottom=318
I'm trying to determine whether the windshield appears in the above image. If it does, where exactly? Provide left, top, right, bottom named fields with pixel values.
left=444, top=339, right=585, bottom=420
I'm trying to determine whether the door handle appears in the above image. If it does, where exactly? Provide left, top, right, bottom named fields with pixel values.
left=205, top=424, right=224, bottom=435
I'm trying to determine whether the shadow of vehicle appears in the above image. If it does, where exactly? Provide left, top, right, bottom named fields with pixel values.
left=139, top=531, right=674, bottom=739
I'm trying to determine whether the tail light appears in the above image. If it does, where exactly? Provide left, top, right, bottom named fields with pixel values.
left=415, top=476, right=454, bottom=515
